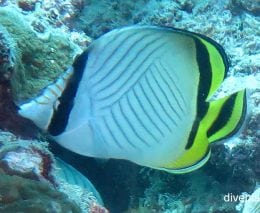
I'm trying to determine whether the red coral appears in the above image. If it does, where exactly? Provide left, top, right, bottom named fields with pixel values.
left=32, top=147, right=56, bottom=185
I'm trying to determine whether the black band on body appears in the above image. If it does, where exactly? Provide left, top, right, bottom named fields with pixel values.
left=185, top=38, right=211, bottom=149
left=48, top=51, right=88, bottom=136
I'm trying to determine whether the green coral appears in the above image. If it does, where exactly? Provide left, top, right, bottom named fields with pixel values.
left=0, top=7, right=80, bottom=101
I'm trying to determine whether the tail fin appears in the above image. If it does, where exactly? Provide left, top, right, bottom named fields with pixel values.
left=207, top=90, right=247, bottom=143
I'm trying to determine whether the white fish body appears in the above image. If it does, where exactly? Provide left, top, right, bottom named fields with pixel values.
left=19, top=26, right=246, bottom=173
left=56, top=28, right=198, bottom=168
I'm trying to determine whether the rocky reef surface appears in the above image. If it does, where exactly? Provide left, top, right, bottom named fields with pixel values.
left=0, top=0, right=259, bottom=213
left=0, top=131, right=108, bottom=213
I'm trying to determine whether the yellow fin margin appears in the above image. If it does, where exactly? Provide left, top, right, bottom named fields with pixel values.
left=159, top=125, right=210, bottom=174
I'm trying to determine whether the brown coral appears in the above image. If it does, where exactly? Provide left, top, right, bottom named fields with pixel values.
left=0, top=80, right=40, bottom=139
left=0, top=172, right=81, bottom=213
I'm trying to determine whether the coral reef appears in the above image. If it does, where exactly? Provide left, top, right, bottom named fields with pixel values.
left=0, top=0, right=259, bottom=212
left=74, top=0, right=260, bottom=80
left=55, top=158, right=103, bottom=205
left=0, top=80, right=40, bottom=138
left=0, top=145, right=55, bottom=183
left=74, top=0, right=148, bottom=38
left=55, top=158, right=105, bottom=212
left=242, top=187, right=260, bottom=213
left=57, top=1, right=258, bottom=212
left=62, top=1, right=259, bottom=212
left=230, top=0, right=260, bottom=15
left=0, top=2, right=107, bottom=212
left=0, top=131, right=108, bottom=212
left=0, top=24, right=15, bottom=82
left=0, top=6, right=85, bottom=100
left=0, top=172, right=81, bottom=213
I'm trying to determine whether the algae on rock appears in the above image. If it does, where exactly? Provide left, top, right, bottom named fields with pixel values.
left=0, top=172, right=81, bottom=213
left=0, top=7, right=81, bottom=101
left=0, top=24, right=16, bottom=82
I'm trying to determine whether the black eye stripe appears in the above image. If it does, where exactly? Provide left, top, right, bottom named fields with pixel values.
left=48, top=51, right=88, bottom=136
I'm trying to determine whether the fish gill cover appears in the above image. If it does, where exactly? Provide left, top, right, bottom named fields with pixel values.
left=0, top=0, right=259, bottom=213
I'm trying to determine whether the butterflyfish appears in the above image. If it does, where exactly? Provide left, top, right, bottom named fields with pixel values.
left=18, top=26, right=247, bottom=174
